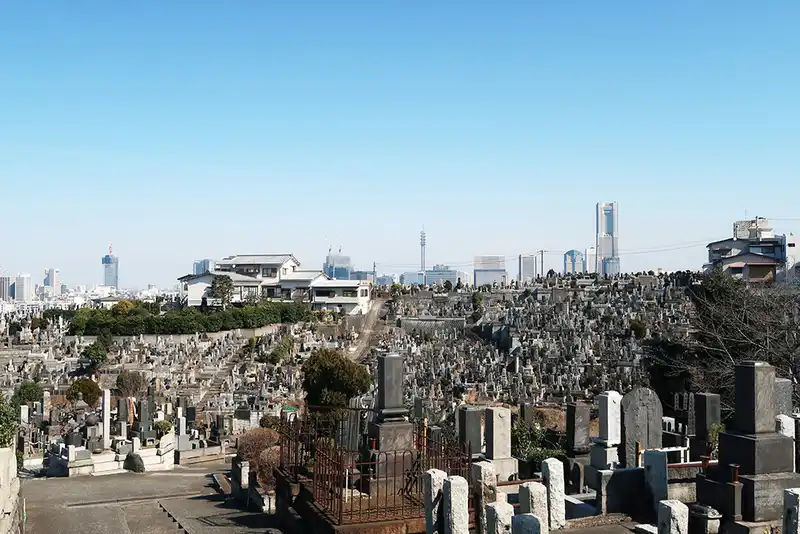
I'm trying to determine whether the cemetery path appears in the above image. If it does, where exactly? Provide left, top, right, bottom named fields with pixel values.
left=20, top=460, right=281, bottom=534
left=351, top=298, right=387, bottom=362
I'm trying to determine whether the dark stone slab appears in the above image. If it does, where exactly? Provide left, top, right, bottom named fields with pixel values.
left=458, top=405, right=483, bottom=457
left=367, top=420, right=414, bottom=452
left=776, top=378, right=793, bottom=416
left=566, top=402, right=591, bottom=455
left=66, top=432, right=82, bottom=447
left=621, top=387, right=663, bottom=468
left=718, top=432, right=795, bottom=475
left=696, top=472, right=742, bottom=521
left=695, top=392, right=721, bottom=442
left=376, top=353, right=406, bottom=421
left=117, top=398, right=128, bottom=422
left=185, top=407, right=196, bottom=422
left=739, top=471, right=800, bottom=521
left=519, top=402, right=536, bottom=425
left=734, top=361, right=776, bottom=434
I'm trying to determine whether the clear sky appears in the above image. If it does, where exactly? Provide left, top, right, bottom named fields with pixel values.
left=2, top=2, right=799, bottom=288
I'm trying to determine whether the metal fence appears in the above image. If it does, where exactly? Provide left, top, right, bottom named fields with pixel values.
left=278, top=406, right=473, bottom=525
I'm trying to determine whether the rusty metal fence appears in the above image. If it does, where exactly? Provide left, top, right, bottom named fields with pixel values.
left=279, top=406, right=473, bottom=524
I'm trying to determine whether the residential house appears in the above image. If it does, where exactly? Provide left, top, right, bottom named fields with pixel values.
left=705, top=218, right=797, bottom=283
left=310, top=279, right=371, bottom=315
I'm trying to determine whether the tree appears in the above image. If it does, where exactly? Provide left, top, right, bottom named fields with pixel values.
left=11, top=381, right=42, bottom=408
left=116, top=370, right=148, bottom=398
left=67, top=379, right=102, bottom=407
left=111, top=300, right=136, bottom=317
left=646, top=269, right=800, bottom=410
left=0, top=394, right=17, bottom=447
left=455, top=278, right=463, bottom=290
left=629, top=319, right=647, bottom=340
left=82, top=341, right=108, bottom=371
left=443, top=280, right=453, bottom=292
left=209, top=275, right=235, bottom=308
left=390, top=283, right=402, bottom=299
left=471, top=291, right=483, bottom=310
left=302, top=348, right=371, bottom=407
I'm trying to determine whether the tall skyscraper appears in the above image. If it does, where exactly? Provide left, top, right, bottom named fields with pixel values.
left=0, top=277, right=11, bottom=302
left=584, top=247, right=597, bottom=274
left=14, top=274, right=32, bottom=302
left=474, top=255, right=507, bottom=286
left=193, top=259, right=215, bottom=275
left=564, top=250, right=585, bottom=275
left=323, top=247, right=352, bottom=279
left=596, top=202, right=620, bottom=276
left=44, top=268, right=60, bottom=296
left=102, top=244, right=119, bottom=288
left=518, top=254, right=536, bottom=282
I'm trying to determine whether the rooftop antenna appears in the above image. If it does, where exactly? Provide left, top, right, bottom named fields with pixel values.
left=109, top=243, right=113, bottom=255
left=420, top=227, right=427, bottom=283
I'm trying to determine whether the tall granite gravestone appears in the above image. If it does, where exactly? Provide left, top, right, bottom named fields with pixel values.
left=567, top=403, right=591, bottom=455
left=690, top=393, right=721, bottom=461
left=776, top=378, right=793, bottom=416
left=367, top=353, right=413, bottom=451
left=621, top=387, right=663, bottom=468
left=458, top=405, right=483, bottom=458
left=701, top=361, right=800, bottom=522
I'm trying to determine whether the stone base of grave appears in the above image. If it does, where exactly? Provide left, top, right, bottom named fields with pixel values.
left=565, top=454, right=590, bottom=494
left=696, top=473, right=743, bottom=521
left=137, top=447, right=175, bottom=471
left=739, top=471, right=800, bottom=522
left=589, top=443, right=619, bottom=470
left=721, top=518, right=781, bottom=534
left=367, top=421, right=414, bottom=452
left=487, top=457, right=518, bottom=483
left=67, top=459, right=94, bottom=477
left=718, top=432, right=795, bottom=475
left=92, top=451, right=124, bottom=475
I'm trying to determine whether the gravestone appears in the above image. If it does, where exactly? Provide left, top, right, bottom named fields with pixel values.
left=566, top=403, right=590, bottom=455
left=694, top=393, right=721, bottom=442
left=621, top=387, right=663, bottom=468
left=367, top=353, right=413, bottom=451
left=777, top=378, right=793, bottom=416
left=458, top=405, right=483, bottom=458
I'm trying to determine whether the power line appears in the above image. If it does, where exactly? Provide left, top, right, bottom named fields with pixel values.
left=375, top=238, right=719, bottom=270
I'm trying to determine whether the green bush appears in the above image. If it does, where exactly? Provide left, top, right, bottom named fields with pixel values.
left=0, top=395, right=18, bottom=448
left=68, top=302, right=311, bottom=336
left=66, top=379, right=102, bottom=407
left=154, top=420, right=172, bottom=436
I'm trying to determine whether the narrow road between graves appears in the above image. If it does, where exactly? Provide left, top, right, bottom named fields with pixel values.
left=352, top=298, right=388, bottom=362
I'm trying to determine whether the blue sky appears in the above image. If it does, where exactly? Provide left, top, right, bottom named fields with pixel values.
left=2, top=2, right=799, bottom=288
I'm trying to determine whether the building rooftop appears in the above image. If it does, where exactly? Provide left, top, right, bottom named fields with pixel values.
left=178, top=270, right=261, bottom=283
left=311, top=279, right=367, bottom=288
left=217, top=254, right=297, bottom=266
left=282, top=270, right=328, bottom=282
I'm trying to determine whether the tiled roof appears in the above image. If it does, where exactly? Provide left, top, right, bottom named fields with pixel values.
left=217, top=254, right=297, bottom=266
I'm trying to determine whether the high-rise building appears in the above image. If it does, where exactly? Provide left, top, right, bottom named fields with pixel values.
left=596, top=202, right=620, bottom=276
left=564, top=250, right=585, bottom=275
left=14, top=274, right=33, bottom=302
left=323, top=247, right=352, bottom=279
left=193, top=259, right=215, bottom=275
left=518, top=254, right=536, bottom=282
left=0, top=277, right=11, bottom=302
left=44, top=268, right=60, bottom=296
left=102, top=244, right=119, bottom=288
left=474, top=255, right=507, bottom=287
left=584, top=247, right=598, bottom=274
left=425, top=265, right=469, bottom=287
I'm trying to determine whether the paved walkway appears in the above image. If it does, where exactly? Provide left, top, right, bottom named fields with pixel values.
left=21, top=461, right=281, bottom=534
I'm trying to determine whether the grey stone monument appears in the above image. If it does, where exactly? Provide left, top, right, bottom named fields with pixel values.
left=621, top=387, right=663, bottom=468
left=367, top=352, right=413, bottom=451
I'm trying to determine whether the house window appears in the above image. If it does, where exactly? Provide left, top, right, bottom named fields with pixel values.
left=343, top=290, right=357, bottom=298
left=360, top=289, right=369, bottom=298
left=267, top=288, right=276, bottom=297
left=262, top=267, right=278, bottom=277
left=730, top=267, right=744, bottom=275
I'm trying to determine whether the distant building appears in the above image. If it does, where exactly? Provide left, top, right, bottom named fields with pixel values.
left=376, top=275, right=396, bottom=286
left=400, top=272, right=425, bottom=285
left=323, top=248, right=352, bottom=280
left=60, top=283, right=69, bottom=295
left=350, top=270, right=375, bottom=282
left=14, top=274, right=33, bottom=302
left=584, top=247, right=597, bottom=274
left=0, top=277, right=11, bottom=302
left=518, top=254, right=536, bottom=282
left=102, top=246, right=119, bottom=288
left=44, top=268, right=60, bottom=296
left=474, top=269, right=507, bottom=287
left=474, top=255, right=506, bottom=270
left=193, top=259, right=215, bottom=275
left=596, top=202, right=620, bottom=276
left=564, top=250, right=584, bottom=275
left=705, top=218, right=798, bottom=284
left=425, top=265, right=468, bottom=288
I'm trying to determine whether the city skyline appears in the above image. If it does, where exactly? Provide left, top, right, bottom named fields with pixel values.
left=2, top=3, right=799, bottom=287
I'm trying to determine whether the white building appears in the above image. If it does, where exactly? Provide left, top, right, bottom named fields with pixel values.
left=44, top=268, right=60, bottom=296
left=178, top=253, right=371, bottom=314
left=423, top=265, right=468, bottom=288
left=584, top=247, right=597, bottom=274
left=14, top=274, right=33, bottom=303
left=518, top=254, right=536, bottom=283
left=596, top=202, right=620, bottom=276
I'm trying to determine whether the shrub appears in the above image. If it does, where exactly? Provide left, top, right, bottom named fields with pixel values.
left=11, top=381, right=42, bottom=408
left=66, top=379, right=102, bottom=407
left=257, top=446, right=280, bottom=487
left=116, top=370, right=148, bottom=398
left=302, top=348, right=371, bottom=407
left=0, top=394, right=17, bottom=448
left=259, top=415, right=281, bottom=430
left=154, top=420, right=172, bottom=437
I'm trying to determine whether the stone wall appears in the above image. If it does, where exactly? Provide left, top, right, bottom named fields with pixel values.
left=64, top=324, right=284, bottom=346
left=0, top=448, right=22, bottom=534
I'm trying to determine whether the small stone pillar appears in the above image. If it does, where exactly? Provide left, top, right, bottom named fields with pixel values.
left=784, top=488, right=800, bottom=534
left=512, top=513, right=545, bottom=534
left=519, top=482, right=549, bottom=534
left=424, top=469, right=447, bottom=534
left=102, top=389, right=111, bottom=450
left=486, top=501, right=514, bottom=534
left=444, top=475, right=469, bottom=534
left=542, top=458, right=566, bottom=530
left=657, top=500, right=689, bottom=534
